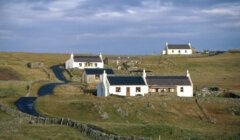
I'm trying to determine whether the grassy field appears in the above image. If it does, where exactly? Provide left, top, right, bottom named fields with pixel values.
left=0, top=52, right=240, bottom=139
left=35, top=94, right=240, bottom=139
left=0, top=110, right=91, bottom=140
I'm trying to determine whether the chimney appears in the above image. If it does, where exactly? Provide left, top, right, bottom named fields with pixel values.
left=103, top=70, right=107, bottom=82
left=188, top=42, right=191, bottom=48
left=142, top=69, right=146, bottom=78
left=166, top=42, right=168, bottom=47
left=99, top=53, right=103, bottom=60
left=186, top=69, right=190, bottom=77
left=70, top=52, right=74, bottom=59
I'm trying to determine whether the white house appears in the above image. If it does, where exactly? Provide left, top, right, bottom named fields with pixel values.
left=146, top=70, right=193, bottom=97
left=97, top=71, right=149, bottom=97
left=65, top=53, right=104, bottom=69
left=162, top=42, right=193, bottom=55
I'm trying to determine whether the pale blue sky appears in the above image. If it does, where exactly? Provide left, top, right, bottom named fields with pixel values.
left=0, top=0, right=240, bottom=54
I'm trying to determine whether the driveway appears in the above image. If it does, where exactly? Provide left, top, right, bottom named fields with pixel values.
left=15, top=65, right=69, bottom=116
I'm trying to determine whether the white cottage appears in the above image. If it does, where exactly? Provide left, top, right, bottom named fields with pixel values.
left=162, top=42, right=193, bottom=55
left=65, top=53, right=104, bottom=69
left=146, top=70, right=193, bottom=97
left=97, top=71, right=149, bottom=97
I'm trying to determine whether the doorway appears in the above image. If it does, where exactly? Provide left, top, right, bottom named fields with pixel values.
left=126, top=87, right=130, bottom=96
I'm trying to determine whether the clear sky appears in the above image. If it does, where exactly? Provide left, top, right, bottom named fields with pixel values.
left=0, top=0, right=240, bottom=55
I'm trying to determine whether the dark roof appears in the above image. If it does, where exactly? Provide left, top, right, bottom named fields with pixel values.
left=74, top=56, right=102, bottom=62
left=146, top=76, right=191, bottom=86
left=84, top=68, right=114, bottom=75
left=107, top=76, right=146, bottom=85
left=167, top=44, right=191, bottom=49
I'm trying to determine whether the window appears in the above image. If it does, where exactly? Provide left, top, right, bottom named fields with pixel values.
left=178, top=50, right=181, bottom=54
left=79, top=63, right=82, bottom=67
left=136, top=87, right=141, bottom=92
left=116, top=87, right=121, bottom=92
left=172, top=50, right=174, bottom=53
left=185, top=50, right=187, bottom=53
left=180, top=87, right=184, bottom=92
left=86, top=62, right=93, bottom=67
left=95, top=63, right=98, bottom=67
left=95, top=75, right=100, bottom=80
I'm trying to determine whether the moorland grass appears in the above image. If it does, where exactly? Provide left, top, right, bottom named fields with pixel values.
left=0, top=52, right=240, bottom=139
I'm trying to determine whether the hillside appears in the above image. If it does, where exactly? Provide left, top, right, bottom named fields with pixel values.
left=0, top=52, right=240, bottom=139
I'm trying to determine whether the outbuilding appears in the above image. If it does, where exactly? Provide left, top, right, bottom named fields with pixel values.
left=82, top=68, right=114, bottom=84
left=146, top=70, right=193, bottom=97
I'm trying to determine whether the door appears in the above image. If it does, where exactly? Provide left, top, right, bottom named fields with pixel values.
left=126, top=87, right=130, bottom=96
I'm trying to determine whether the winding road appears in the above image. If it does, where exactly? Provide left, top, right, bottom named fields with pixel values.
left=15, top=65, right=69, bottom=116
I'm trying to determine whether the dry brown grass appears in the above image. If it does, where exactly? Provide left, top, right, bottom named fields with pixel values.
left=0, top=66, right=22, bottom=80
left=35, top=94, right=240, bottom=139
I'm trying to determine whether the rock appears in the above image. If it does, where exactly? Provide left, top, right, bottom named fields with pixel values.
left=27, top=62, right=44, bottom=69
left=100, top=112, right=109, bottom=120
left=160, top=102, right=167, bottom=108
left=116, top=107, right=128, bottom=117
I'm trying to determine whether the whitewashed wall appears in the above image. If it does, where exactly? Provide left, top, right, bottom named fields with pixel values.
left=65, top=58, right=74, bottom=69
left=176, top=85, right=193, bottom=97
left=108, top=85, right=148, bottom=96
left=66, top=61, right=104, bottom=69
left=167, top=49, right=192, bottom=55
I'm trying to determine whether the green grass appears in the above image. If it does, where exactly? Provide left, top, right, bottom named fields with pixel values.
left=0, top=110, right=91, bottom=140
left=35, top=94, right=240, bottom=139
left=0, top=125, right=91, bottom=140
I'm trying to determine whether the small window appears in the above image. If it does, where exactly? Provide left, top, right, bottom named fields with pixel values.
left=95, top=63, right=97, bottom=67
left=178, top=50, right=181, bottom=54
left=185, top=50, right=187, bottom=53
left=95, top=75, right=100, bottom=80
left=180, top=87, right=184, bottom=92
left=136, top=87, right=141, bottom=92
left=116, top=87, right=121, bottom=92
left=172, top=50, right=174, bottom=53
left=79, top=63, right=82, bottom=67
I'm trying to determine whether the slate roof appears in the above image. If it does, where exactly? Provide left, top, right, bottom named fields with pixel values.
left=73, top=56, right=102, bottom=62
left=107, top=76, right=146, bottom=85
left=167, top=44, right=191, bottom=49
left=146, top=76, right=191, bottom=86
left=84, top=68, right=114, bottom=75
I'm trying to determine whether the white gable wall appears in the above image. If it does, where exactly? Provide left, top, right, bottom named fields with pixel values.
left=176, top=85, right=193, bottom=97
left=65, top=58, right=74, bottom=69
